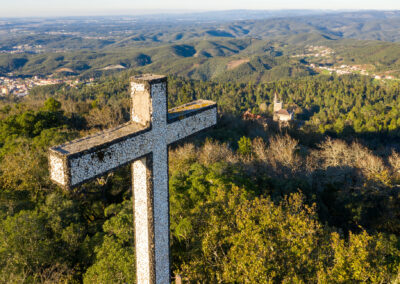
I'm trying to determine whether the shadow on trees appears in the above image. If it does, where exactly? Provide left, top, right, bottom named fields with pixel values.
left=187, top=113, right=400, bottom=236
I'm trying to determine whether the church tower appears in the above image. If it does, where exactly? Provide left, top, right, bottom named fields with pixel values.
left=273, top=93, right=283, bottom=113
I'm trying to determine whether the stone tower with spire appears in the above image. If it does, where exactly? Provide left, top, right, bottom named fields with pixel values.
left=273, top=93, right=283, bottom=113
left=273, top=92, right=293, bottom=122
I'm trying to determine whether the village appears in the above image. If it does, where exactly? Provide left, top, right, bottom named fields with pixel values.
left=311, top=63, right=398, bottom=80
left=290, top=45, right=398, bottom=80
left=0, top=75, right=93, bottom=97
left=294, top=45, right=399, bottom=80
left=0, top=44, right=45, bottom=54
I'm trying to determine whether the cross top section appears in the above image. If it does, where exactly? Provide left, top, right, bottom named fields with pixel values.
left=130, top=74, right=167, bottom=126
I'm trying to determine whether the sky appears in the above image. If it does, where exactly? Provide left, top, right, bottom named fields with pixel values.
left=0, top=0, right=400, bottom=17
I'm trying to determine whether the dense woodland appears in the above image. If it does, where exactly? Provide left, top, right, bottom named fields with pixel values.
left=0, top=72, right=399, bottom=282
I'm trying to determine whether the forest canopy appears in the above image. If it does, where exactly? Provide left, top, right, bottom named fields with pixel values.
left=0, top=73, right=399, bottom=282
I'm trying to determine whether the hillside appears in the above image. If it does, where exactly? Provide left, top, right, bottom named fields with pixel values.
left=2, top=35, right=400, bottom=82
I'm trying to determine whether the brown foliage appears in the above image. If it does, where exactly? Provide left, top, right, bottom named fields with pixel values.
left=315, top=138, right=390, bottom=185
left=169, top=140, right=237, bottom=174
left=85, top=105, right=126, bottom=129
left=169, top=143, right=197, bottom=174
left=389, top=151, right=400, bottom=183
left=267, top=134, right=301, bottom=172
left=198, top=139, right=237, bottom=166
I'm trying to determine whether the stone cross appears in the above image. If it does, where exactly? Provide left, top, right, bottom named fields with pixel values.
left=48, top=74, right=217, bottom=283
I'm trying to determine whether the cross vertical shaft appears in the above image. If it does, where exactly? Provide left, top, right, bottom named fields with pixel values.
left=133, top=149, right=169, bottom=284
left=133, top=156, right=155, bottom=283
left=151, top=81, right=170, bottom=284
left=131, top=77, right=170, bottom=283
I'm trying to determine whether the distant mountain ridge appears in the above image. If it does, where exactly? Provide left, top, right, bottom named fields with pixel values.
left=2, top=10, right=400, bottom=81
left=2, top=10, right=400, bottom=53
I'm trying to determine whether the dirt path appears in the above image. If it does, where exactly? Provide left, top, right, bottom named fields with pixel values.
left=226, top=58, right=250, bottom=70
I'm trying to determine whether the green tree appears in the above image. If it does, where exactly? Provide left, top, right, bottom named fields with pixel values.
left=43, top=97, right=61, bottom=112
left=84, top=200, right=135, bottom=283
left=238, top=136, right=252, bottom=156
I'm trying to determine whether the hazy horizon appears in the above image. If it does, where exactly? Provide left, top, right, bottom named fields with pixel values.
left=1, top=0, right=399, bottom=18
left=1, top=9, right=400, bottom=19
left=0, top=9, right=361, bottom=19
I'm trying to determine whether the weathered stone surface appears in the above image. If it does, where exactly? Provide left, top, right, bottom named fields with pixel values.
left=167, top=99, right=216, bottom=122
left=133, top=156, right=155, bottom=284
left=167, top=107, right=217, bottom=144
left=52, top=122, right=147, bottom=155
left=49, top=124, right=151, bottom=188
left=49, top=153, right=66, bottom=185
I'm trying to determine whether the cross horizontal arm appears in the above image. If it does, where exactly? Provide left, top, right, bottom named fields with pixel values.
left=167, top=100, right=217, bottom=144
left=49, top=100, right=217, bottom=189
left=49, top=122, right=152, bottom=188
